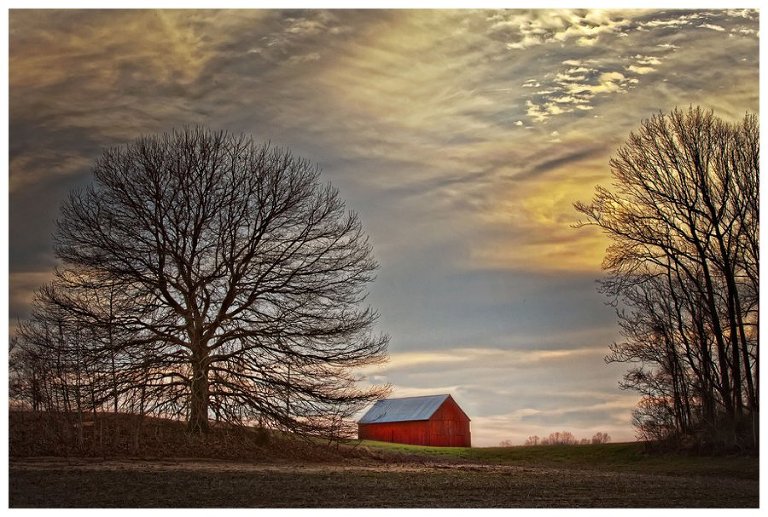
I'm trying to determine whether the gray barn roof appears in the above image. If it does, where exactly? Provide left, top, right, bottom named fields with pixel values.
left=358, top=394, right=451, bottom=424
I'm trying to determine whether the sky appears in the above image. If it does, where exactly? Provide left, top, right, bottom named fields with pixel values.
left=7, top=7, right=760, bottom=446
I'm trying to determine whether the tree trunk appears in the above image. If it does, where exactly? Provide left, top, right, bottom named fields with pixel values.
left=188, top=348, right=210, bottom=433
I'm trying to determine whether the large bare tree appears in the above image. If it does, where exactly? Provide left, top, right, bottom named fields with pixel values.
left=34, top=127, right=389, bottom=435
left=576, top=107, right=758, bottom=449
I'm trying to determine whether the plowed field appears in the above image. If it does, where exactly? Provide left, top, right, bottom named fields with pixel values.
left=9, top=457, right=759, bottom=508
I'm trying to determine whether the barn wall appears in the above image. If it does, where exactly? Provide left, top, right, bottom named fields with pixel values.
left=358, top=420, right=431, bottom=445
left=427, top=397, right=471, bottom=447
left=358, top=397, right=471, bottom=447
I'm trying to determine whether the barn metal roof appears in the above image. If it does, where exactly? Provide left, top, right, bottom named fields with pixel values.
left=358, top=394, right=451, bottom=424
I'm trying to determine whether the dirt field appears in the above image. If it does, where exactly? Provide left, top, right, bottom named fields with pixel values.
left=9, top=457, right=759, bottom=508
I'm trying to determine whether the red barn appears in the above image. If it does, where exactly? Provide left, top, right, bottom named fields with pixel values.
left=358, top=394, right=471, bottom=447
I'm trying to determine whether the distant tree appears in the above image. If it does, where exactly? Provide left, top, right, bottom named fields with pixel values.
left=524, top=435, right=541, bottom=446
left=523, top=431, right=609, bottom=446
left=15, top=277, right=153, bottom=419
left=561, top=431, right=577, bottom=445
left=576, top=107, right=758, bottom=450
left=21, top=127, right=390, bottom=437
left=541, top=431, right=577, bottom=446
left=9, top=336, right=46, bottom=412
left=499, top=439, right=514, bottom=447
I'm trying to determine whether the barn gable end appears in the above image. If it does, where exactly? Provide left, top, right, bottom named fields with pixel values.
left=357, top=394, right=471, bottom=447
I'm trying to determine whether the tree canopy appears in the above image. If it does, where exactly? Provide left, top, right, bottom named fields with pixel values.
left=14, top=127, right=390, bottom=438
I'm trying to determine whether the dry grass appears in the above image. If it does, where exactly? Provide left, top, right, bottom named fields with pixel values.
left=9, top=410, right=351, bottom=462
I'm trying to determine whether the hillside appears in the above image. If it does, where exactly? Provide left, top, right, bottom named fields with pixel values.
left=9, top=410, right=361, bottom=463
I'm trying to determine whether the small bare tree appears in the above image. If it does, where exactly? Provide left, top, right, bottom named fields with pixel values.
left=542, top=431, right=577, bottom=446
left=524, top=435, right=540, bottom=446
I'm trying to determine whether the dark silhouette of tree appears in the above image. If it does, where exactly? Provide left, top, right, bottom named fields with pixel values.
left=575, top=107, right=758, bottom=450
left=16, top=127, right=389, bottom=438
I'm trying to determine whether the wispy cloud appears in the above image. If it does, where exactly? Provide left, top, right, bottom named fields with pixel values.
left=377, top=346, right=607, bottom=372
left=699, top=23, right=726, bottom=32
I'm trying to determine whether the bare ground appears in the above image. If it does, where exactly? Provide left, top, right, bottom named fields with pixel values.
left=9, top=457, right=759, bottom=508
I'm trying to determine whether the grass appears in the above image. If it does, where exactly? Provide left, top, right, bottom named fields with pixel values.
left=355, top=440, right=759, bottom=480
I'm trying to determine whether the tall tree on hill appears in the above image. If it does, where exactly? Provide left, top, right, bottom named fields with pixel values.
left=27, top=127, right=389, bottom=436
left=575, top=107, right=758, bottom=449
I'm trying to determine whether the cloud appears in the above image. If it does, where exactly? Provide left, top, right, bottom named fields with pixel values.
left=489, top=10, right=631, bottom=50
left=516, top=10, right=757, bottom=124
left=9, top=150, right=91, bottom=193
left=731, top=27, right=757, bottom=36
left=698, top=23, right=725, bottom=32
left=625, top=54, right=663, bottom=75
left=515, top=145, right=604, bottom=181
left=525, top=62, right=644, bottom=123
left=379, top=346, right=607, bottom=373
left=14, top=9, right=754, bottom=247
left=9, top=271, right=55, bottom=323
left=10, top=7, right=758, bottom=308
left=11, top=10, right=217, bottom=102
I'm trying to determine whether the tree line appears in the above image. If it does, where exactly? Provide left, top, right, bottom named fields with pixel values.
left=498, top=431, right=611, bottom=447
left=9, top=128, right=389, bottom=443
left=575, top=107, right=758, bottom=451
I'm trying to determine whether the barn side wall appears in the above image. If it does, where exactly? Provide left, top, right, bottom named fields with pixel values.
left=358, top=420, right=431, bottom=446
